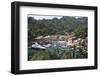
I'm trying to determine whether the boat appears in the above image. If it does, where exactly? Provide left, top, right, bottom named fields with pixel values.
left=31, top=42, right=46, bottom=49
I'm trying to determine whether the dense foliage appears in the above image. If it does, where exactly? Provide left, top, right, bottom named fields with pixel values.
left=28, top=16, right=88, bottom=41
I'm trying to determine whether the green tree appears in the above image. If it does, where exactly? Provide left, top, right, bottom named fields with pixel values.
left=74, top=26, right=87, bottom=38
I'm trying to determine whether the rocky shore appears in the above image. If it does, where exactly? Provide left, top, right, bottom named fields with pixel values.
left=32, top=34, right=87, bottom=48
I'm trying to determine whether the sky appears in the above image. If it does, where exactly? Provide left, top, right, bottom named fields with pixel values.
left=28, top=14, right=63, bottom=20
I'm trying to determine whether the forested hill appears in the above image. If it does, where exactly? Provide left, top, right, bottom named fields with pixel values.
left=28, top=16, right=88, bottom=39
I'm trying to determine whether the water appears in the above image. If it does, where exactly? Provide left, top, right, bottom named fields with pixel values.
left=28, top=41, right=88, bottom=60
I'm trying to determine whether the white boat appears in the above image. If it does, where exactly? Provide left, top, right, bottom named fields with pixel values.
left=31, top=42, right=46, bottom=49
